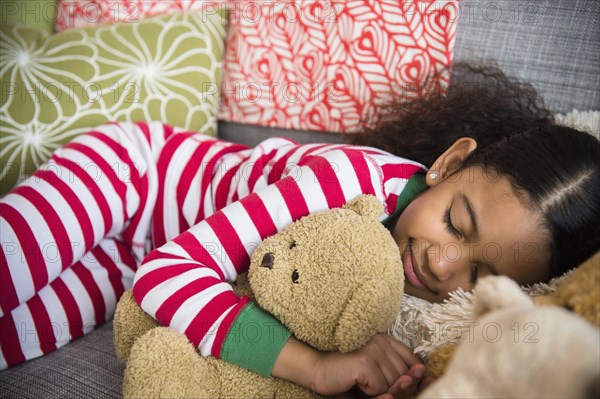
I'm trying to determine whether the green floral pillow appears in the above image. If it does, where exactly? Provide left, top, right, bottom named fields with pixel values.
left=0, top=10, right=226, bottom=194
left=2, top=0, right=57, bottom=33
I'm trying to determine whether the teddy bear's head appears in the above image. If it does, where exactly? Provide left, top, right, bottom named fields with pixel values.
left=248, top=195, right=404, bottom=353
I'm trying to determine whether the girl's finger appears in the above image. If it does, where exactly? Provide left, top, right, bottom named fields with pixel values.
left=407, top=363, right=426, bottom=380
left=376, top=352, right=410, bottom=386
left=389, top=365, right=427, bottom=398
left=367, top=337, right=408, bottom=387
left=355, top=364, right=390, bottom=396
left=384, top=336, right=423, bottom=367
left=387, top=375, right=413, bottom=396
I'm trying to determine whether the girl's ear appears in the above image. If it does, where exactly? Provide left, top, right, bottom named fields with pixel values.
left=426, top=137, right=477, bottom=186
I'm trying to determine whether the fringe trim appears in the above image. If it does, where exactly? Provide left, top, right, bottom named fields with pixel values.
left=388, top=270, right=574, bottom=360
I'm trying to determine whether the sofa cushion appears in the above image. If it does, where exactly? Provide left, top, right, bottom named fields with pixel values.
left=0, top=321, right=123, bottom=399
left=0, top=10, right=227, bottom=194
left=217, top=120, right=351, bottom=147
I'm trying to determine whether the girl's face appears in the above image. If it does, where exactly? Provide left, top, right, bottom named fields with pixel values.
left=392, top=165, right=551, bottom=303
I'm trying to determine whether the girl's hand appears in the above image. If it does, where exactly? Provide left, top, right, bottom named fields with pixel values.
left=308, top=334, right=424, bottom=397
left=373, top=365, right=435, bottom=399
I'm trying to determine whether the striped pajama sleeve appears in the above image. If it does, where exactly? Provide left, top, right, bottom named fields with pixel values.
left=132, top=146, right=421, bottom=376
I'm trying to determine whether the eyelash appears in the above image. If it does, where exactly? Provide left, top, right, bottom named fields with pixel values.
left=470, top=265, right=479, bottom=284
left=444, top=207, right=479, bottom=284
left=443, top=206, right=463, bottom=238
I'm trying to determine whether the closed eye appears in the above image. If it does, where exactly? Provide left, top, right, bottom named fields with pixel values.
left=443, top=205, right=462, bottom=239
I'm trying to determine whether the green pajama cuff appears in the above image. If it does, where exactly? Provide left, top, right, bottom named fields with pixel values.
left=220, top=302, right=292, bottom=377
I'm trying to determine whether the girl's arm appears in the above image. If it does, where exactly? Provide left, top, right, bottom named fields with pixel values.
left=133, top=147, right=424, bottom=393
left=273, top=335, right=425, bottom=397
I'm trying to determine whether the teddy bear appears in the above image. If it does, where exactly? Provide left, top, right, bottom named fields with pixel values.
left=113, top=194, right=405, bottom=399
left=533, top=250, right=600, bottom=327
left=419, top=251, right=600, bottom=398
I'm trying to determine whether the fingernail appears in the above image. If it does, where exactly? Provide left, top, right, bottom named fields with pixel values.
left=414, top=368, right=424, bottom=379
left=400, top=381, right=410, bottom=390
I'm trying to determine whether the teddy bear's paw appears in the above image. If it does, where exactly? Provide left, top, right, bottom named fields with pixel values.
left=113, top=289, right=160, bottom=362
left=233, top=272, right=255, bottom=299
left=123, top=327, right=219, bottom=399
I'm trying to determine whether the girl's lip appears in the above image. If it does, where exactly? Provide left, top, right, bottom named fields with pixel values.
left=403, top=247, right=429, bottom=291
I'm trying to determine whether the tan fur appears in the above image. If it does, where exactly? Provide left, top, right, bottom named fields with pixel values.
left=113, top=290, right=159, bottom=362
left=113, top=195, right=404, bottom=398
left=425, top=345, right=456, bottom=379
left=533, top=251, right=600, bottom=328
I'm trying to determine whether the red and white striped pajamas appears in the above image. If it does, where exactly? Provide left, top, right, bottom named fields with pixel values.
left=0, top=121, right=426, bottom=371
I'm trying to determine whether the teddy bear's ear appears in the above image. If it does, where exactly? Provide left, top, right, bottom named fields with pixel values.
left=472, top=276, right=533, bottom=318
left=334, top=278, right=402, bottom=352
left=342, top=195, right=384, bottom=220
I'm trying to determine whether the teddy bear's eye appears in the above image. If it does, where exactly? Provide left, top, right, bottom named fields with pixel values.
left=291, top=269, right=300, bottom=284
left=289, top=241, right=297, bottom=249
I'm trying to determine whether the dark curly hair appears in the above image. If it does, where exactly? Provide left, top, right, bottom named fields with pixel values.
left=353, top=62, right=554, bottom=166
left=354, top=62, right=600, bottom=279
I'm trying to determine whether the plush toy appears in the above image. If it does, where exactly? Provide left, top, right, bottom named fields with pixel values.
left=113, top=195, right=404, bottom=399
left=419, top=251, right=600, bottom=398
left=533, top=250, right=600, bottom=327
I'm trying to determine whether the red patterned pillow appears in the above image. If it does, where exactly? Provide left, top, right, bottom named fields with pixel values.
left=219, top=0, right=459, bottom=133
left=56, top=0, right=224, bottom=31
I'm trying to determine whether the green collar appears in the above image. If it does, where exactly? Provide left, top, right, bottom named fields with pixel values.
left=382, top=173, right=428, bottom=226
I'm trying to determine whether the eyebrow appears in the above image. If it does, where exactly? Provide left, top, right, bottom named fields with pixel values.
left=460, top=192, right=479, bottom=240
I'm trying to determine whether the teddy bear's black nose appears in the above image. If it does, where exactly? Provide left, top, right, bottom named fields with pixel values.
left=261, top=253, right=275, bottom=269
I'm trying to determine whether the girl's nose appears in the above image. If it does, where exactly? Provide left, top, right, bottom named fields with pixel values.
left=426, top=242, right=468, bottom=282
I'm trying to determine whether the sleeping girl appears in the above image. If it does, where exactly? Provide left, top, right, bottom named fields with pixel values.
left=1, top=63, right=598, bottom=398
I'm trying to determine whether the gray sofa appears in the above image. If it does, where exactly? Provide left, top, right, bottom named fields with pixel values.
left=1, top=1, right=598, bottom=398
